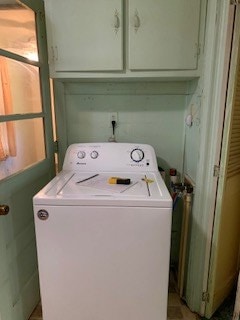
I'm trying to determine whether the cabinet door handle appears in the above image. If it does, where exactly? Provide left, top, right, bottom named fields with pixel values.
left=134, top=11, right=141, bottom=32
left=114, top=10, right=120, bottom=33
left=51, top=46, right=55, bottom=62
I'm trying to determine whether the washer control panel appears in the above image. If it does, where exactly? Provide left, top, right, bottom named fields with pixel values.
left=63, top=143, right=158, bottom=172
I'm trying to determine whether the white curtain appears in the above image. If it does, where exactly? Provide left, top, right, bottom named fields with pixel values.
left=0, top=56, right=16, bottom=161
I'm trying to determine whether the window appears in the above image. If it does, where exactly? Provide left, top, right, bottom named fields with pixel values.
left=0, top=2, right=48, bottom=180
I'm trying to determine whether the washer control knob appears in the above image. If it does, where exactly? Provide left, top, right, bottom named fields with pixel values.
left=90, top=150, right=99, bottom=159
left=130, top=148, right=145, bottom=162
left=77, top=151, right=86, bottom=159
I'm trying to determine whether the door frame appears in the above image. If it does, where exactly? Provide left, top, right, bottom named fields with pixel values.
left=204, top=3, right=240, bottom=317
left=185, top=0, right=236, bottom=315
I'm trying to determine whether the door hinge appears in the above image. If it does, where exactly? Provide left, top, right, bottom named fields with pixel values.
left=213, top=165, right=220, bottom=178
left=38, top=10, right=45, bottom=22
left=51, top=46, right=58, bottom=62
left=54, top=140, right=59, bottom=153
left=202, top=292, right=210, bottom=302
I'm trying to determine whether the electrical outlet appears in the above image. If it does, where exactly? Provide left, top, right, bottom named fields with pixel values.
left=109, top=112, right=118, bottom=124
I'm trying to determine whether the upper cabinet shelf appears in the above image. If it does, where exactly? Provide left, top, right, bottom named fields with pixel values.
left=44, top=0, right=204, bottom=79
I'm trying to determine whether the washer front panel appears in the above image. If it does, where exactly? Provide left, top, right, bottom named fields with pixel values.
left=34, top=205, right=172, bottom=320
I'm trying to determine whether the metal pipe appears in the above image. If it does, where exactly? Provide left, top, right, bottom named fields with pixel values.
left=178, top=192, right=192, bottom=297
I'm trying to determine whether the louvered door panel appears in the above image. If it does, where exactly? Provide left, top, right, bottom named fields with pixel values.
left=205, top=8, right=240, bottom=317
left=227, top=54, right=240, bottom=178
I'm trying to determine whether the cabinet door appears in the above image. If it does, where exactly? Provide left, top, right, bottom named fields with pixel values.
left=128, top=0, right=201, bottom=71
left=46, top=0, right=123, bottom=72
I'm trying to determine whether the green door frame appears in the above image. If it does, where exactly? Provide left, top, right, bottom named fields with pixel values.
left=184, top=0, right=235, bottom=315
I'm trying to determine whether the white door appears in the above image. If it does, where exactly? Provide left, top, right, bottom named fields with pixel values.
left=45, top=0, right=123, bottom=73
left=0, top=1, right=55, bottom=319
left=128, top=0, right=201, bottom=70
left=205, top=5, right=240, bottom=318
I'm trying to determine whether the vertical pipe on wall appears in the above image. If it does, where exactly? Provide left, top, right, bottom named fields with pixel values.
left=178, top=192, right=192, bottom=297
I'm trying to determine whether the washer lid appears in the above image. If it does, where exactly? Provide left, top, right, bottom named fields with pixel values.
left=33, top=171, right=172, bottom=208
left=59, top=172, right=152, bottom=197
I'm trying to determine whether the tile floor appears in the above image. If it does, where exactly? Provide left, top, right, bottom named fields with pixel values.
left=29, top=271, right=198, bottom=320
left=30, top=298, right=198, bottom=320
left=167, top=271, right=199, bottom=320
left=29, top=303, right=42, bottom=320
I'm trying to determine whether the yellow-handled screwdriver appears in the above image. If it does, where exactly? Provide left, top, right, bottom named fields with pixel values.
left=108, top=177, right=131, bottom=185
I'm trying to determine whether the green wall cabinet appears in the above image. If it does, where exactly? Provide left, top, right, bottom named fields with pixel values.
left=45, top=0, right=123, bottom=73
left=128, top=0, right=201, bottom=71
left=44, top=0, right=202, bottom=78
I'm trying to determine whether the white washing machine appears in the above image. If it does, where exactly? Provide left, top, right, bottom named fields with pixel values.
left=33, top=143, right=172, bottom=320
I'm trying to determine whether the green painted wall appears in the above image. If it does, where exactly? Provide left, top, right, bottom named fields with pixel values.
left=59, top=81, right=192, bottom=174
left=183, top=79, right=202, bottom=183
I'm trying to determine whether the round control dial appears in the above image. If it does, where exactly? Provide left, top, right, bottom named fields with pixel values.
left=77, top=151, right=86, bottom=159
left=130, top=148, right=144, bottom=162
left=90, top=150, right=99, bottom=159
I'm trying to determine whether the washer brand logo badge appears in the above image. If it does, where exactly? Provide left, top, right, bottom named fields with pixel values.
left=76, top=162, right=87, bottom=165
left=37, top=210, right=49, bottom=221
